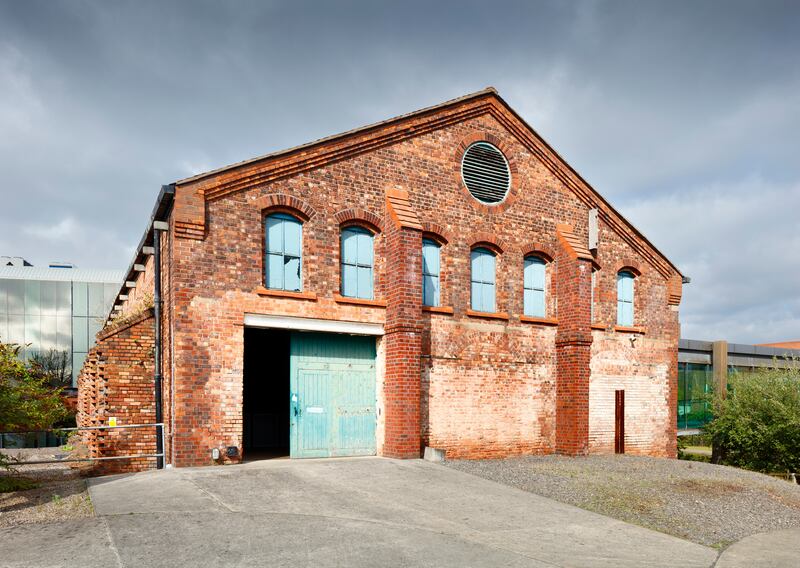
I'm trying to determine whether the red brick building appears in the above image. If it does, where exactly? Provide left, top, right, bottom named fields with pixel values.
left=78, top=88, right=684, bottom=469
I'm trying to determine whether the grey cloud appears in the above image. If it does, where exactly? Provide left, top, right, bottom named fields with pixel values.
left=0, top=0, right=797, bottom=342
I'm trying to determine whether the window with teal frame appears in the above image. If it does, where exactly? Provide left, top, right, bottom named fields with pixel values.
left=422, top=239, right=440, bottom=307
left=341, top=226, right=374, bottom=299
left=470, top=247, right=496, bottom=312
left=265, top=213, right=302, bottom=291
left=616, top=270, right=635, bottom=326
left=523, top=256, right=546, bottom=317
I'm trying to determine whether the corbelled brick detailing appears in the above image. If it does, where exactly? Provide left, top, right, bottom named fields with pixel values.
left=174, top=183, right=205, bottom=240
left=79, top=89, right=682, bottom=467
left=554, top=230, right=594, bottom=456
left=386, top=188, right=423, bottom=230
left=557, top=224, right=593, bottom=261
left=667, top=274, right=683, bottom=306
left=76, top=309, right=157, bottom=474
left=383, top=195, right=423, bottom=458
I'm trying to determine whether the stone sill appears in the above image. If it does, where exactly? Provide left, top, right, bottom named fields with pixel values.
left=255, top=287, right=318, bottom=301
left=590, top=323, right=607, bottom=331
left=422, top=306, right=454, bottom=315
left=466, top=309, right=509, bottom=321
left=614, top=325, right=646, bottom=334
left=519, top=315, right=558, bottom=326
left=333, top=294, right=387, bottom=308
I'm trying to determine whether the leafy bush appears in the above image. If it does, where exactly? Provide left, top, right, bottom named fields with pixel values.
left=1, top=340, right=71, bottom=470
left=706, top=363, right=800, bottom=473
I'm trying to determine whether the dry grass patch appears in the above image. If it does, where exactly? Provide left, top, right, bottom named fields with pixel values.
left=0, top=449, right=93, bottom=528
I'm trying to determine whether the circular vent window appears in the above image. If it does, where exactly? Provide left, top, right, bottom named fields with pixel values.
left=461, top=142, right=511, bottom=204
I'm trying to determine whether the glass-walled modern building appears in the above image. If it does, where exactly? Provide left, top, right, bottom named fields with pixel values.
left=678, top=339, right=800, bottom=432
left=0, top=261, right=124, bottom=386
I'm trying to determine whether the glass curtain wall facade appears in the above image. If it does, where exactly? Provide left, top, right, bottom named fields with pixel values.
left=677, top=362, right=713, bottom=429
left=0, top=277, right=119, bottom=385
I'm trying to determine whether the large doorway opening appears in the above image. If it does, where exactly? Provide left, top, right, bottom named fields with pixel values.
left=243, top=328, right=290, bottom=460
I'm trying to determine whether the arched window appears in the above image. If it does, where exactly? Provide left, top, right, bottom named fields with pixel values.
left=470, top=247, right=496, bottom=312
left=265, top=213, right=302, bottom=291
left=341, top=226, right=374, bottom=299
left=617, top=270, right=635, bottom=326
left=422, top=238, right=441, bottom=307
left=523, top=256, right=546, bottom=317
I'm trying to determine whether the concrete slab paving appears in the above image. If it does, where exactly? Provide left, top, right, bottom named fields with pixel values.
left=715, top=528, right=800, bottom=568
left=0, top=517, right=121, bottom=568
left=2, top=457, right=720, bottom=567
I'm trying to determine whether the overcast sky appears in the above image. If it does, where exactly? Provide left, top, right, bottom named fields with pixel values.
left=1, top=0, right=798, bottom=343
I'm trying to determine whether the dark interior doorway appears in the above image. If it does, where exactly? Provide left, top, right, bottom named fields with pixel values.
left=243, top=327, right=290, bottom=459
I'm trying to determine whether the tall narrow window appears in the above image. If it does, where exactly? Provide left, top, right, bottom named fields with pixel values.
left=341, top=226, right=374, bottom=299
left=265, top=213, right=302, bottom=291
left=523, top=256, right=546, bottom=317
left=422, top=239, right=441, bottom=307
left=617, top=270, right=635, bottom=326
left=470, top=248, right=496, bottom=312
left=591, top=269, right=597, bottom=323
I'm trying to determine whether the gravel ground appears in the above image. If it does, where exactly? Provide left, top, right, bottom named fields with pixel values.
left=445, top=454, right=800, bottom=548
left=0, top=448, right=93, bottom=528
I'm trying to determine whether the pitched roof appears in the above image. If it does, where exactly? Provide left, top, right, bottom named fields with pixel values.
left=175, top=88, right=682, bottom=279
left=177, top=88, right=498, bottom=186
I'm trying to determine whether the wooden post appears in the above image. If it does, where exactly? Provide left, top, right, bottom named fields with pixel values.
left=712, top=340, right=728, bottom=399
left=615, top=390, right=625, bottom=454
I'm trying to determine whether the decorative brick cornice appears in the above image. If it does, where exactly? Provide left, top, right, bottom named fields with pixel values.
left=175, top=90, right=680, bottom=279
left=521, top=241, right=555, bottom=262
left=453, top=132, right=520, bottom=214
left=385, top=188, right=422, bottom=231
left=334, top=208, right=383, bottom=233
left=254, top=193, right=316, bottom=221
left=190, top=98, right=493, bottom=202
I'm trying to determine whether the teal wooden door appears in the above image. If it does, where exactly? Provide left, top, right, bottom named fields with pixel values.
left=289, top=332, right=377, bottom=458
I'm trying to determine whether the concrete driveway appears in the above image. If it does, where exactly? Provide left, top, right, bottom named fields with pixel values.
left=1, top=457, right=718, bottom=567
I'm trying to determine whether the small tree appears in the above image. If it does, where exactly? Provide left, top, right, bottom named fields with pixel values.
left=29, top=348, right=72, bottom=388
left=706, top=362, right=800, bottom=473
left=1, top=340, right=71, bottom=469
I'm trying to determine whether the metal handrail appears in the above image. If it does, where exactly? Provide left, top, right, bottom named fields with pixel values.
left=1, top=423, right=165, bottom=466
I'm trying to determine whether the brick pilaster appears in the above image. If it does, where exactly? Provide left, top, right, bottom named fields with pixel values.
left=555, top=225, right=594, bottom=455
left=383, top=189, right=423, bottom=458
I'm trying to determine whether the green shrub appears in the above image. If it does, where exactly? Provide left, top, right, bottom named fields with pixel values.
left=0, top=339, right=71, bottom=474
left=706, top=363, right=800, bottom=473
left=0, top=340, right=70, bottom=435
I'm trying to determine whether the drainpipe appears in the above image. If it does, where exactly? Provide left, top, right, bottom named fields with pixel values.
left=153, top=220, right=167, bottom=469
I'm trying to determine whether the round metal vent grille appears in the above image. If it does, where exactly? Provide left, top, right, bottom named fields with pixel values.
left=461, top=142, right=511, bottom=204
